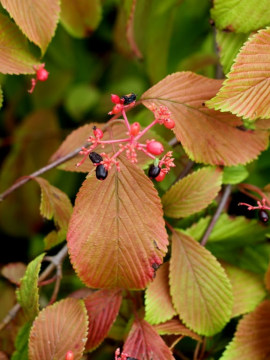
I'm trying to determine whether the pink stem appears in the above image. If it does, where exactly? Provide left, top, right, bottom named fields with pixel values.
left=100, top=138, right=130, bottom=144
left=111, top=144, right=128, bottom=160
left=122, top=109, right=131, bottom=131
left=140, top=147, right=156, bottom=159
left=135, top=119, right=159, bottom=141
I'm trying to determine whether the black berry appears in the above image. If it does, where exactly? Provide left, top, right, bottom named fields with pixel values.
left=89, top=152, right=103, bottom=164
left=148, top=164, right=161, bottom=179
left=96, top=164, right=108, bottom=180
left=127, top=358, right=138, bottom=360
left=259, top=209, right=269, bottom=223
left=121, top=93, right=136, bottom=105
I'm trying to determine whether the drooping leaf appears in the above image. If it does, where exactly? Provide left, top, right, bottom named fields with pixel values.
left=207, top=28, right=270, bottom=120
left=123, top=318, right=174, bottom=360
left=211, top=0, right=270, bottom=33
left=222, top=165, right=249, bottom=184
left=220, top=300, right=270, bottom=360
left=265, top=262, right=270, bottom=292
left=33, top=177, right=73, bottom=249
left=145, top=262, right=176, bottom=325
left=16, top=253, right=45, bottom=322
left=1, top=263, right=26, bottom=285
left=28, top=298, right=88, bottom=360
left=142, top=72, right=268, bottom=165
left=11, top=322, right=31, bottom=360
left=170, top=230, right=233, bottom=336
left=0, top=13, right=40, bottom=74
left=84, top=289, right=122, bottom=351
left=60, top=0, right=102, bottom=38
left=222, top=262, right=266, bottom=318
left=153, top=318, right=201, bottom=342
left=0, top=0, right=60, bottom=54
left=162, top=167, right=222, bottom=218
left=67, top=156, right=168, bottom=289
left=216, top=30, right=249, bottom=75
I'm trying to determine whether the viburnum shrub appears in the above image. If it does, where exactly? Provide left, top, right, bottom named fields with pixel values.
left=1, top=1, right=270, bottom=360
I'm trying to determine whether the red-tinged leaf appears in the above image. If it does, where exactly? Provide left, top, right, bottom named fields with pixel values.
left=162, top=167, right=222, bottom=218
left=170, top=230, right=233, bottom=336
left=1, top=0, right=60, bottom=54
left=145, top=263, right=176, bottom=325
left=60, top=0, right=102, bottom=38
left=153, top=318, right=201, bottom=342
left=0, top=13, right=40, bottom=75
left=222, top=263, right=266, bottom=318
left=84, top=289, right=122, bottom=351
left=1, top=262, right=26, bottom=285
left=265, top=262, right=270, bottom=293
left=29, top=298, right=88, bottom=360
left=142, top=72, right=268, bottom=165
left=33, top=177, right=73, bottom=249
left=207, top=28, right=270, bottom=120
left=220, top=300, right=270, bottom=360
left=67, top=156, right=168, bottom=289
left=123, top=318, right=174, bottom=360
left=0, top=352, right=8, bottom=360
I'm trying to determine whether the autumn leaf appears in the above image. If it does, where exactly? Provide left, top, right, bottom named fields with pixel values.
left=170, top=230, right=233, bottom=336
left=28, top=298, right=88, bottom=360
left=67, top=156, right=168, bottom=289
left=142, top=72, right=268, bottom=165
left=123, top=318, right=174, bottom=360
left=145, top=262, right=176, bottom=325
left=0, top=0, right=60, bottom=54
left=162, top=167, right=222, bottom=218
left=84, top=289, right=122, bottom=351
left=1, top=262, right=26, bottom=285
left=153, top=318, right=201, bottom=342
left=220, top=300, right=270, bottom=360
left=207, top=28, right=270, bottom=120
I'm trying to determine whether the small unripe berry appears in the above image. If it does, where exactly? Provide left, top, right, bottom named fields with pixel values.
left=65, top=351, right=74, bottom=360
left=36, top=67, right=49, bottom=82
left=96, top=164, right=108, bottom=180
left=155, top=171, right=166, bottom=182
left=130, top=122, right=140, bottom=136
left=93, top=126, right=103, bottom=139
left=89, top=152, right=103, bottom=164
left=163, top=118, right=175, bottom=129
left=110, top=103, right=124, bottom=114
left=148, top=165, right=161, bottom=179
left=146, top=141, right=164, bottom=155
left=111, top=94, right=121, bottom=104
left=259, top=209, right=269, bottom=223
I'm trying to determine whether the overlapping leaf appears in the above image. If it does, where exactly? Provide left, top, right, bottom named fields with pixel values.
left=142, top=72, right=268, bottom=165
left=153, top=318, right=201, bottom=341
left=222, top=263, right=266, bottom=318
left=207, top=28, right=270, bottom=120
left=220, top=300, right=270, bottom=360
left=145, top=262, right=176, bottom=325
left=16, top=254, right=45, bottom=322
left=0, top=13, right=40, bottom=74
left=170, top=230, right=233, bottom=336
left=28, top=298, right=88, bottom=360
left=1, top=0, right=60, bottom=54
left=67, top=156, right=168, bottom=289
left=162, top=167, right=222, bottom=218
left=60, top=0, right=102, bottom=38
left=84, top=289, right=122, bottom=351
left=222, top=165, right=248, bottom=184
left=1, top=262, right=26, bottom=285
left=11, top=322, right=31, bottom=360
left=211, top=0, right=270, bottom=33
left=123, top=318, right=174, bottom=360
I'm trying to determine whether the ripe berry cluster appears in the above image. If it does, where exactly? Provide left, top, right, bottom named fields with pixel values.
left=77, top=93, right=176, bottom=181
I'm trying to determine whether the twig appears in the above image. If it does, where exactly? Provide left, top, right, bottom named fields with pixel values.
left=200, top=185, right=232, bottom=246
left=173, top=159, right=194, bottom=185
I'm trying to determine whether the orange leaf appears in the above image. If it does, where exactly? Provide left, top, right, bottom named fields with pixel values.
left=142, top=72, right=268, bottom=165
left=29, top=298, right=88, bottom=360
left=1, top=0, right=60, bottom=54
left=123, top=318, right=174, bottom=360
left=1, top=262, right=26, bottom=285
left=67, top=156, right=168, bottom=289
left=145, top=262, right=176, bottom=325
left=153, top=318, right=201, bottom=342
left=84, top=289, right=122, bottom=351
left=220, top=300, right=270, bottom=360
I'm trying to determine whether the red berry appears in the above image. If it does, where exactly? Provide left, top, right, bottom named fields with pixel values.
left=146, top=141, right=164, bottom=155
left=130, top=122, right=140, bottom=136
left=93, top=126, right=103, bottom=139
left=36, top=67, right=49, bottom=82
left=155, top=171, right=166, bottom=182
left=65, top=351, right=74, bottom=360
left=111, top=94, right=121, bottom=104
left=110, top=103, right=124, bottom=115
left=163, top=118, right=175, bottom=129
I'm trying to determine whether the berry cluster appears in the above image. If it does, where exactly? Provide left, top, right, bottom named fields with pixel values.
left=115, top=348, right=137, bottom=360
left=77, top=93, right=176, bottom=181
left=238, top=198, right=270, bottom=223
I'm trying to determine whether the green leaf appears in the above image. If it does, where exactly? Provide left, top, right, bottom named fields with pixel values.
left=16, top=253, right=45, bottom=321
left=11, top=322, right=31, bottom=360
left=60, top=0, right=102, bottom=38
left=0, top=13, right=40, bottom=74
left=162, top=167, right=222, bottom=218
left=211, top=0, right=270, bottom=33
left=170, top=230, right=233, bottom=336
left=0, top=85, right=3, bottom=109
left=222, top=165, right=249, bottom=184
